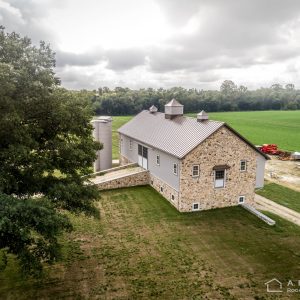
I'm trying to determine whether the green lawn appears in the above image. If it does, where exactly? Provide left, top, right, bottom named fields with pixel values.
left=111, top=116, right=132, bottom=159
left=2, top=186, right=300, bottom=299
left=257, top=182, right=300, bottom=213
left=109, top=110, right=300, bottom=159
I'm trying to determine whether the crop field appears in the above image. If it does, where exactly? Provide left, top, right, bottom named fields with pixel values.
left=110, top=110, right=300, bottom=159
left=2, top=186, right=300, bottom=299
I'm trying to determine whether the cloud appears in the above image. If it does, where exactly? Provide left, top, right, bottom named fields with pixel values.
left=2, top=0, right=300, bottom=89
left=56, top=49, right=104, bottom=67
left=105, top=48, right=146, bottom=71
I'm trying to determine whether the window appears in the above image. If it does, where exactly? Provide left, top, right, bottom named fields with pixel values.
left=173, top=163, right=178, bottom=175
left=192, top=165, right=200, bottom=177
left=238, top=196, right=245, bottom=204
left=151, top=180, right=153, bottom=185
left=138, top=144, right=142, bottom=156
left=214, top=170, right=225, bottom=188
left=160, top=186, right=163, bottom=192
left=240, top=160, right=247, bottom=171
left=171, top=194, right=175, bottom=201
left=192, top=203, right=200, bottom=211
left=129, top=139, right=133, bottom=150
left=156, top=155, right=160, bottom=166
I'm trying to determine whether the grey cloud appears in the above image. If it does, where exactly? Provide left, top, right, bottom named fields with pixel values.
left=153, top=0, right=202, bottom=27
left=56, top=49, right=104, bottom=67
left=1, top=0, right=59, bottom=45
left=148, top=0, right=300, bottom=74
left=105, top=48, right=146, bottom=71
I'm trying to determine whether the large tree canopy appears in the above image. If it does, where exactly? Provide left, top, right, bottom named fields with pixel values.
left=0, top=28, right=101, bottom=274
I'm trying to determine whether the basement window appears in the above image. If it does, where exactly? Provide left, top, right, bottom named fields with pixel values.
left=156, top=155, right=160, bottom=166
left=238, top=196, right=245, bottom=204
left=171, top=194, right=175, bottom=201
left=192, top=203, right=200, bottom=211
left=160, top=186, right=163, bottom=193
left=240, top=160, right=247, bottom=171
left=173, top=163, right=178, bottom=175
left=192, top=165, right=200, bottom=177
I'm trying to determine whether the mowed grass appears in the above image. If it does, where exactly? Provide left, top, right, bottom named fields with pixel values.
left=2, top=186, right=300, bottom=299
left=111, top=116, right=132, bottom=159
left=109, top=110, right=300, bottom=158
left=189, top=110, right=300, bottom=151
left=257, top=181, right=300, bottom=213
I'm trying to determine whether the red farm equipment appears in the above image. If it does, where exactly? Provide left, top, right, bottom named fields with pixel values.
left=260, top=144, right=282, bottom=155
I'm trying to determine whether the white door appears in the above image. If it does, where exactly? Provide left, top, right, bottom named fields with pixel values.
left=138, top=144, right=148, bottom=170
left=142, top=148, right=148, bottom=169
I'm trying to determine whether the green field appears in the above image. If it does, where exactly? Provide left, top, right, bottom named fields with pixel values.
left=1, top=186, right=300, bottom=299
left=257, top=182, right=300, bottom=213
left=110, top=110, right=300, bottom=159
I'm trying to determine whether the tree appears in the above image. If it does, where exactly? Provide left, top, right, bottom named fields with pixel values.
left=0, top=28, right=101, bottom=274
left=220, top=80, right=237, bottom=95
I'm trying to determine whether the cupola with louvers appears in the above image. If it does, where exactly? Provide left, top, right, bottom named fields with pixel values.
left=164, top=99, right=183, bottom=119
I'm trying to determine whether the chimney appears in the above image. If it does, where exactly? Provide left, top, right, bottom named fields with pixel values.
left=197, top=110, right=209, bottom=122
left=164, top=99, right=183, bottom=119
left=149, top=105, right=158, bottom=113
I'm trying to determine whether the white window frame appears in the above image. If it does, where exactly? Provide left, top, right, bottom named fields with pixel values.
left=192, top=165, right=200, bottom=177
left=156, top=154, right=160, bottom=166
left=192, top=203, right=200, bottom=211
left=214, top=169, right=226, bottom=188
left=129, top=139, right=133, bottom=150
left=240, top=160, right=247, bottom=172
left=238, top=195, right=245, bottom=204
left=173, top=163, right=178, bottom=176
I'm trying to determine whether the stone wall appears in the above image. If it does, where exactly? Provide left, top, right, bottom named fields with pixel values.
left=150, top=174, right=180, bottom=210
left=96, top=170, right=150, bottom=190
left=120, top=154, right=131, bottom=166
left=179, top=126, right=257, bottom=212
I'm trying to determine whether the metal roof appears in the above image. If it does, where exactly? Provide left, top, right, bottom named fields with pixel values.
left=118, top=110, right=224, bottom=158
left=165, top=99, right=183, bottom=107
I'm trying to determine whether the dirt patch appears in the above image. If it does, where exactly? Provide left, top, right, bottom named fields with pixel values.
left=265, top=157, right=300, bottom=191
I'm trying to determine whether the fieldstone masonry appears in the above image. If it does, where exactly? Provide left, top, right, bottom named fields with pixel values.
left=180, top=126, right=257, bottom=212
left=118, top=126, right=259, bottom=213
left=150, top=174, right=180, bottom=210
left=96, top=170, right=150, bottom=190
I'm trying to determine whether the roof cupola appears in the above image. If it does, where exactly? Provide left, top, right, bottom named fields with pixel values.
left=164, top=99, right=183, bottom=119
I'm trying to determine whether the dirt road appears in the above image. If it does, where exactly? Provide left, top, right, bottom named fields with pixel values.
left=265, top=157, right=300, bottom=192
left=255, top=194, right=300, bottom=226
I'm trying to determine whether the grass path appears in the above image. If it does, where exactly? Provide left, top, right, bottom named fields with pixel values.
left=256, top=182, right=300, bottom=213
left=2, top=186, right=300, bottom=299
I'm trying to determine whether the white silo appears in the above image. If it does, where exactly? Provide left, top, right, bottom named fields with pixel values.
left=92, top=116, right=112, bottom=172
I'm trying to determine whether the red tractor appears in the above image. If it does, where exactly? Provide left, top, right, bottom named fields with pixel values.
left=260, top=144, right=282, bottom=155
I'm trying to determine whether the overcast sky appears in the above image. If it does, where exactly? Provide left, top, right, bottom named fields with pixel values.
left=1, top=0, right=300, bottom=90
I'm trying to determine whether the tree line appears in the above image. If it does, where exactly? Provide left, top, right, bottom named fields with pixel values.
left=88, top=81, right=300, bottom=115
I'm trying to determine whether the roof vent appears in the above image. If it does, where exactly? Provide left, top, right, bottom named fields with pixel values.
left=165, top=99, right=183, bottom=119
left=197, top=110, right=209, bottom=122
left=149, top=105, right=158, bottom=113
